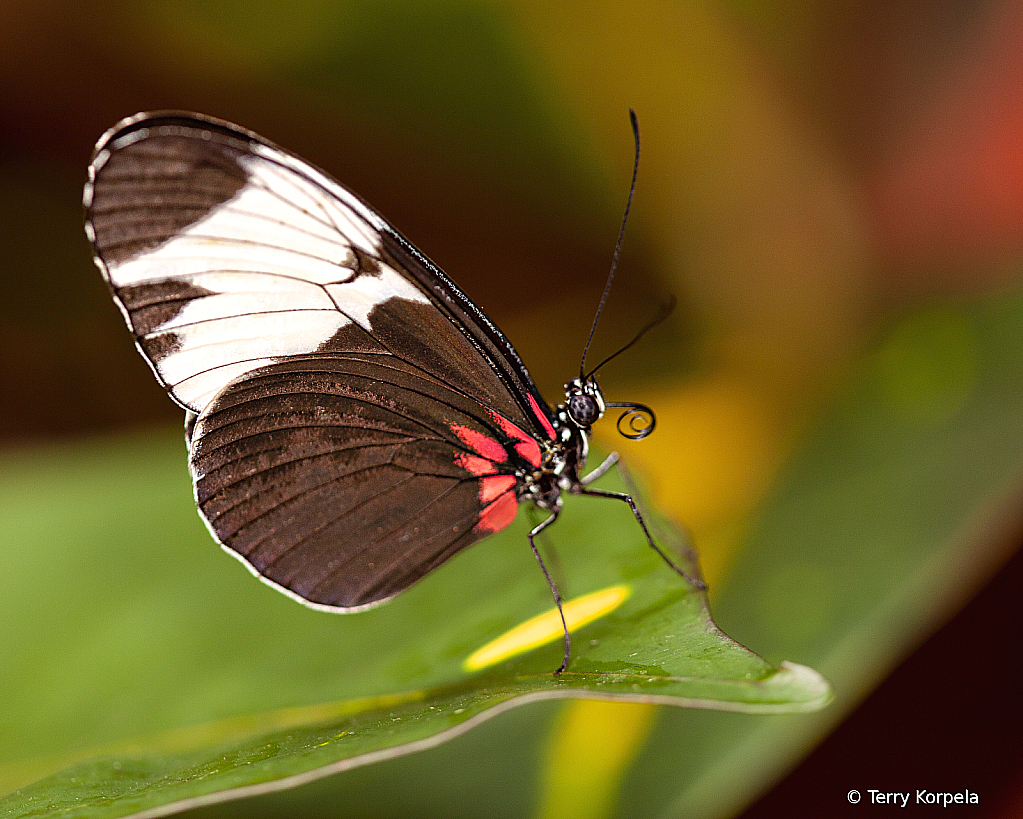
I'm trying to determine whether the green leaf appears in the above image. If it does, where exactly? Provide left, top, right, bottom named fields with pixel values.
left=0, top=430, right=826, bottom=817
left=615, top=290, right=1023, bottom=818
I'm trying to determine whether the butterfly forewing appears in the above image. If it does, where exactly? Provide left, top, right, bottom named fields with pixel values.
left=86, top=112, right=556, bottom=608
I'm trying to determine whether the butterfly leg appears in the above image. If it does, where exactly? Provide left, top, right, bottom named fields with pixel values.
left=580, top=450, right=620, bottom=485
left=577, top=484, right=707, bottom=591
left=528, top=510, right=571, bottom=674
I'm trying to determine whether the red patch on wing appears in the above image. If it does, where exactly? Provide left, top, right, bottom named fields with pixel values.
left=475, top=490, right=518, bottom=534
left=455, top=453, right=498, bottom=476
left=513, top=439, right=542, bottom=468
left=487, top=409, right=527, bottom=441
left=450, top=423, right=508, bottom=463
left=527, top=393, right=557, bottom=441
left=486, top=409, right=543, bottom=468
left=479, top=474, right=516, bottom=503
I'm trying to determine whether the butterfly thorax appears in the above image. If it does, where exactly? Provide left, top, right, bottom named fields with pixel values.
left=518, top=377, right=605, bottom=512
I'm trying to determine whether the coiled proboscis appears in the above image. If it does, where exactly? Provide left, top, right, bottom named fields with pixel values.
left=606, top=402, right=655, bottom=440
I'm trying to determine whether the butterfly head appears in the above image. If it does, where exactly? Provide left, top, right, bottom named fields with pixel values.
left=565, top=377, right=605, bottom=429
left=563, top=377, right=655, bottom=441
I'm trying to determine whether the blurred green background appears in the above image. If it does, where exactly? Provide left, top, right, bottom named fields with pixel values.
left=2, top=0, right=1023, bottom=816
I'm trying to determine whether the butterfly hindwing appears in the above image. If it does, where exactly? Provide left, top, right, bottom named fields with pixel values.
left=190, top=355, right=525, bottom=608
left=85, top=112, right=557, bottom=608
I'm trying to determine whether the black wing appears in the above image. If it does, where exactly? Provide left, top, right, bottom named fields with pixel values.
left=85, top=111, right=556, bottom=608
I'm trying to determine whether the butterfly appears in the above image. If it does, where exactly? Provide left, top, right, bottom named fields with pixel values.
left=84, top=111, right=703, bottom=673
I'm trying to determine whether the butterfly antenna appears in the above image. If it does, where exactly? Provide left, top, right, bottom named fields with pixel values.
left=579, top=108, right=641, bottom=380
left=584, top=296, right=676, bottom=380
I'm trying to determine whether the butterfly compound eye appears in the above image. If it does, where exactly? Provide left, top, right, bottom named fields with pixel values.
left=568, top=393, right=601, bottom=427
